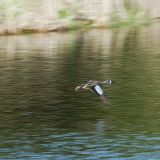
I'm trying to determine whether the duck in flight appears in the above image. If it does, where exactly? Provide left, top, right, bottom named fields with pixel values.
left=75, top=80, right=114, bottom=103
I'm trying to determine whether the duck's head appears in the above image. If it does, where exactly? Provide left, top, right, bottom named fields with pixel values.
left=103, top=80, right=115, bottom=85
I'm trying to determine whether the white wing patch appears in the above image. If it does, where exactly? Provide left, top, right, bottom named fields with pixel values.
left=95, top=85, right=103, bottom=95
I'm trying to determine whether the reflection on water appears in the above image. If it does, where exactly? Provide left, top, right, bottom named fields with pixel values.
left=0, top=23, right=160, bottom=159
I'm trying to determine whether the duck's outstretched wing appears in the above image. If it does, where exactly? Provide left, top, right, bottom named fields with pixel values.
left=91, top=84, right=104, bottom=96
left=91, top=84, right=109, bottom=104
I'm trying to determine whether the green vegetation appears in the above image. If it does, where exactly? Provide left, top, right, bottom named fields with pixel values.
left=67, top=21, right=93, bottom=31
left=58, top=9, right=71, bottom=19
left=109, top=10, right=151, bottom=28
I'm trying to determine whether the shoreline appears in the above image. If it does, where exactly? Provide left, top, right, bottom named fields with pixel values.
left=1, top=18, right=159, bottom=36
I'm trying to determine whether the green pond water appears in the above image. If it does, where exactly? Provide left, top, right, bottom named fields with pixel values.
left=0, top=23, right=160, bottom=160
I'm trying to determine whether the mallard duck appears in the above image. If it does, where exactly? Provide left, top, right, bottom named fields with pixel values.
left=75, top=80, right=113, bottom=103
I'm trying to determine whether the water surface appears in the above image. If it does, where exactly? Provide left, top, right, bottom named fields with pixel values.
left=0, top=23, right=160, bottom=159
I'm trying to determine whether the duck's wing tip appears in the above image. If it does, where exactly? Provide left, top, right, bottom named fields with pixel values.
left=99, top=94, right=111, bottom=105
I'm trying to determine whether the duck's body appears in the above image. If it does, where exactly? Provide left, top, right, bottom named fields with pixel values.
left=75, top=80, right=113, bottom=103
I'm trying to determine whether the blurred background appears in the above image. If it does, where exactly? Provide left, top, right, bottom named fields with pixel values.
left=0, top=0, right=160, bottom=34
